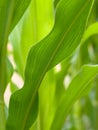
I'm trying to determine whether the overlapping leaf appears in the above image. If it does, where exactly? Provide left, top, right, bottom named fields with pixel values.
left=0, top=1, right=14, bottom=94
left=81, top=22, right=98, bottom=44
left=0, top=0, right=32, bottom=90
left=50, top=65, right=98, bottom=130
left=0, top=0, right=32, bottom=51
left=9, top=0, right=32, bottom=32
left=9, top=0, right=54, bottom=76
left=7, top=0, right=94, bottom=130
left=0, top=0, right=32, bottom=129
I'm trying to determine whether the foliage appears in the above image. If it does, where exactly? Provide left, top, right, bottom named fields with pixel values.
left=0, top=0, right=98, bottom=130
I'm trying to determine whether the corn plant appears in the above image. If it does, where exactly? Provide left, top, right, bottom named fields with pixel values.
left=0, top=0, right=98, bottom=130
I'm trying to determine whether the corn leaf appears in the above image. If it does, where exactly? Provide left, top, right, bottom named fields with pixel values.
left=0, top=0, right=32, bottom=91
left=10, top=0, right=32, bottom=31
left=0, top=1, right=14, bottom=94
left=7, top=0, right=94, bottom=130
left=50, top=65, right=98, bottom=130
left=9, top=0, right=54, bottom=76
left=81, top=22, right=98, bottom=44
left=0, top=0, right=32, bottom=129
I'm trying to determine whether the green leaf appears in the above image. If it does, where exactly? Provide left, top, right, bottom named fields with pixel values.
left=0, top=0, right=32, bottom=50
left=0, top=1, right=15, bottom=93
left=50, top=65, right=98, bottom=130
left=9, top=0, right=54, bottom=76
left=0, top=0, right=32, bottom=91
left=38, top=70, right=56, bottom=130
left=81, top=22, right=98, bottom=44
left=0, top=1, right=33, bottom=129
left=0, top=0, right=34, bottom=129
left=7, top=0, right=94, bottom=130
left=38, top=60, right=70, bottom=130
left=0, top=1, right=15, bottom=128
left=10, top=0, right=32, bottom=31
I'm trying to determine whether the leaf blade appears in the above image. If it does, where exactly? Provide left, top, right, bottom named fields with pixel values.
left=50, top=65, right=98, bottom=130
left=7, top=0, right=94, bottom=129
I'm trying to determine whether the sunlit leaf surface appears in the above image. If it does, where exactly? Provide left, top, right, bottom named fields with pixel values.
left=6, top=0, right=94, bottom=129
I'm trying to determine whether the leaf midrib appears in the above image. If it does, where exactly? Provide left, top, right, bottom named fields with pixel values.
left=22, top=1, right=91, bottom=129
